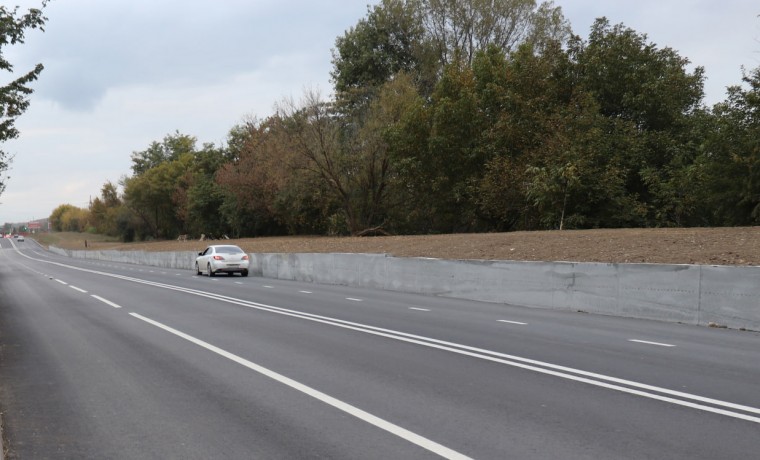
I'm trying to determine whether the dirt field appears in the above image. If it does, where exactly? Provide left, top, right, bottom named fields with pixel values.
left=45, top=227, right=760, bottom=266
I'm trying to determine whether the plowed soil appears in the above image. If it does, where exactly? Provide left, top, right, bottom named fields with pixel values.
left=57, top=227, right=760, bottom=266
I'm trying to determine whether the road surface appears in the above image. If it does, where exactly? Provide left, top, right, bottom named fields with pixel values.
left=1, top=237, right=758, bottom=458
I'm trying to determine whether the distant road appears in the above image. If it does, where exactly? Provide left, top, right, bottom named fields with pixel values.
left=1, top=237, right=759, bottom=459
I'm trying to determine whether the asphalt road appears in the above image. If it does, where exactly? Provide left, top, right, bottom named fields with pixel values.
left=1, top=237, right=759, bottom=459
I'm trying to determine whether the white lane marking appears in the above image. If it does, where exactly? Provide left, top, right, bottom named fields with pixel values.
left=498, top=320, right=527, bottom=325
left=91, top=295, right=122, bottom=309
left=409, top=307, right=429, bottom=311
left=69, top=285, right=88, bottom=293
left=629, top=339, right=675, bottom=347
left=130, top=312, right=471, bottom=460
left=299, top=290, right=312, bottom=294
left=263, top=285, right=274, bottom=289
left=346, top=298, right=363, bottom=302
left=54, top=279, right=68, bottom=285
left=234, top=281, right=244, bottom=285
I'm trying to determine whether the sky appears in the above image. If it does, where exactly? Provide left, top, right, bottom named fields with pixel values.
left=1, top=0, right=758, bottom=225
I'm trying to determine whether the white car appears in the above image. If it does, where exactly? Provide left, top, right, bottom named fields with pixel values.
left=195, top=245, right=250, bottom=277
left=17, top=235, right=24, bottom=242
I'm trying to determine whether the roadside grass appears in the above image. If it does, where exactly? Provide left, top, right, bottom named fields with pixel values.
left=33, top=231, right=120, bottom=249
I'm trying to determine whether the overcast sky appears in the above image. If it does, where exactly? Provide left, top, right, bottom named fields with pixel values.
left=1, top=0, right=758, bottom=225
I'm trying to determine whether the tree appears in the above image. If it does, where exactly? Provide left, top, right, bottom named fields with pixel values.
left=331, top=0, right=430, bottom=102
left=571, top=18, right=706, bottom=226
left=49, top=203, right=89, bottom=232
left=422, top=0, right=570, bottom=66
left=89, top=180, right=126, bottom=236
left=697, top=67, right=760, bottom=225
left=0, top=2, right=47, bottom=197
left=130, top=131, right=197, bottom=176
left=123, top=154, right=194, bottom=239
left=216, top=117, right=306, bottom=236
left=331, top=0, right=570, bottom=106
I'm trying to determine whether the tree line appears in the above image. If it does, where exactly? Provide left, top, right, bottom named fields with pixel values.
left=49, top=1, right=760, bottom=240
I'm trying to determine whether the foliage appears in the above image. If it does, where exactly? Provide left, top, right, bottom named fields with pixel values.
left=49, top=203, right=89, bottom=232
left=0, top=2, right=47, bottom=197
left=697, top=68, right=760, bottom=225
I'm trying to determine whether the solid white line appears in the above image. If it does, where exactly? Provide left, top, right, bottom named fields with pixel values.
left=498, top=320, right=527, bottom=325
left=54, top=279, right=67, bottom=285
left=346, top=298, right=363, bottom=302
left=69, top=285, right=88, bottom=293
left=91, top=295, right=122, bottom=309
left=629, top=339, right=675, bottom=347
left=129, top=312, right=471, bottom=460
left=409, top=307, right=430, bottom=311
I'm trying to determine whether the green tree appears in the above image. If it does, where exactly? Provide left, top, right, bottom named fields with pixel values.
left=89, top=180, right=126, bottom=236
left=182, top=143, right=230, bottom=237
left=130, top=131, right=197, bottom=176
left=571, top=18, right=706, bottom=225
left=332, top=0, right=430, bottom=101
left=0, top=2, right=47, bottom=197
left=698, top=67, right=760, bottom=225
left=473, top=42, right=631, bottom=230
left=123, top=154, right=193, bottom=239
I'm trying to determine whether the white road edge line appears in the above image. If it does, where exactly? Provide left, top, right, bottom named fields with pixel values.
left=346, top=298, right=363, bottom=302
left=498, top=320, right=527, bottom=325
left=91, top=295, right=123, bottom=309
left=69, top=285, right=88, bottom=293
left=129, top=312, right=471, bottom=460
left=409, top=307, right=430, bottom=311
left=629, top=339, right=675, bottom=347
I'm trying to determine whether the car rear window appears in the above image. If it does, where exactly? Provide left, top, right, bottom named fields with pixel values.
left=216, top=246, right=244, bottom=254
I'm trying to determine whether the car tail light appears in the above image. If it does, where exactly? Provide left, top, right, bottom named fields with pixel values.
left=213, top=255, right=225, bottom=260
left=242, top=255, right=249, bottom=260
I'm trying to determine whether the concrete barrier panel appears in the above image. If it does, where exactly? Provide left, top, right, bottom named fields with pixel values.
left=616, top=264, right=700, bottom=324
left=550, top=262, right=620, bottom=313
left=699, top=265, right=760, bottom=330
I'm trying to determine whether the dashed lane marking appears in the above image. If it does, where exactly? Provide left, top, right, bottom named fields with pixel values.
left=629, top=339, right=675, bottom=347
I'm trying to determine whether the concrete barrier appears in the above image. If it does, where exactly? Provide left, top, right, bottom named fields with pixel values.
left=50, top=246, right=760, bottom=331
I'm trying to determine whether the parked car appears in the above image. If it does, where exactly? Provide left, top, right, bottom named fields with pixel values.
left=195, top=245, right=249, bottom=277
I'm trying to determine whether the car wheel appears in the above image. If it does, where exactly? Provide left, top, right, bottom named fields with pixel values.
left=195, top=262, right=201, bottom=275
left=208, top=263, right=215, bottom=277
left=241, top=270, right=248, bottom=277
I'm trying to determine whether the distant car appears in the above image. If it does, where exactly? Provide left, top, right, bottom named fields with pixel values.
left=17, top=235, right=24, bottom=242
left=195, top=245, right=249, bottom=277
